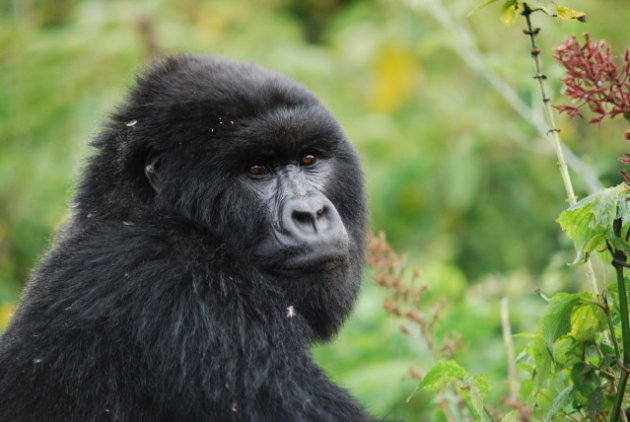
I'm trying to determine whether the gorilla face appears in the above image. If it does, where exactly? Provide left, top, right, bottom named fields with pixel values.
left=76, top=55, right=367, bottom=340
left=242, top=150, right=350, bottom=273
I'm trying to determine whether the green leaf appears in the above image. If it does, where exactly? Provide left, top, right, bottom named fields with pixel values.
left=544, top=385, right=573, bottom=421
left=557, top=185, right=628, bottom=264
left=530, top=293, right=584, bottom=388
left=470, top=375, right=491, bottom=420
left=570, top=362, right=603, bottom=418
left=530, top=334, right=552, bottom=388
left=557, top=200, right=599, bottom=264
left=541, top=293, right=582, bottom=349
left=500, top=0, right=522, bottom=26
left=526, top=0, right=556, bottom=15
left=554, top=5, right=586, bottom=22
left=455, top=375, right=491, bottom=421
left=418, top=360, right=468, bottom=392
left=570, top=302, right=606, bottom=341
left=552, top=336, right=581, bottom=368
left=592, top=186, right=623, bottom=233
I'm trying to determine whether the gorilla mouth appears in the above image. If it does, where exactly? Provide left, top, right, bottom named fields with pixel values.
left=278, top=253, right=350, bottom=273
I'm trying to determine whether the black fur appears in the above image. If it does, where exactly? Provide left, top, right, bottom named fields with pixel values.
left=0, top=55, right=379, bottom=421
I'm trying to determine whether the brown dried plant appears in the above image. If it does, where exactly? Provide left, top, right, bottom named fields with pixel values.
left=367, top=232, right=464, bottom=375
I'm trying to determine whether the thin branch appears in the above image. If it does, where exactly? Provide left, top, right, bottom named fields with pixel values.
left=611, top=251, right=630, bottom=422
left=500, top=297, right=519, bottom=402
left=520, top=5, right=599, bottom=295
left=403, top=0, right=603, bottom=194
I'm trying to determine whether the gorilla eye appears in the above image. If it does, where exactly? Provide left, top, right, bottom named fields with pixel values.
left=299, top=154, right=317, bottom=166
left=247, top=164, right=269, bottom=176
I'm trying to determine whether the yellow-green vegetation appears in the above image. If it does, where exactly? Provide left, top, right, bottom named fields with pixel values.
left=3, top=0, right=630, bottom=420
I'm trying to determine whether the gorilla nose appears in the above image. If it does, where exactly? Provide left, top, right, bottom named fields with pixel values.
left=291, top=203, right=330, bottom=234
left=281, top=195, right=349, bottom=254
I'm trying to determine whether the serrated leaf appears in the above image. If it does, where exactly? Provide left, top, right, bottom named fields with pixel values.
left=544, top=385, right=573, bottom=421
left=455, top=374, right=491, bottom=421
left=418, top=360, right=468, bottom=392
left=555, top=5, right=586, bottom=21
left=570, top=302, right=606, bottom=341
left=500, top=0, right=522, bottom=26
left=542, top=293, right=582, bottom=349
left=530, top=294, right=583, bottom=387
left=531, top=332, right=552, bottom=388
left=592, top=186, right=623, bottom=232
left=557, top=187, right=628, bottom=264
left=557, top=201, right=598, bottom=264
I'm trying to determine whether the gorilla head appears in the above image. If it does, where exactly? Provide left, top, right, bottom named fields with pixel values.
left=0, top=55, right=377, bottom=422
left=76, top=55, right=366, bottom=340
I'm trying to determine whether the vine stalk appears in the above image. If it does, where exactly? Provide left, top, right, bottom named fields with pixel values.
left=522, top=5, right=599, bottom=295
left=611, top=249, right=629, bottom=422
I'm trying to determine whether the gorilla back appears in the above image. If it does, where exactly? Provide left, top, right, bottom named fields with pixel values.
left=0, top=55, right=379, bottom=421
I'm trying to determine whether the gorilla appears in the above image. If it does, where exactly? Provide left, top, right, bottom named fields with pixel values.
left=0, top=55, right=380, bottom=421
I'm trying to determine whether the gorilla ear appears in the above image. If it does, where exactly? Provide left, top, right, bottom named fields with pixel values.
left=144, top=152, right=162, bottom=193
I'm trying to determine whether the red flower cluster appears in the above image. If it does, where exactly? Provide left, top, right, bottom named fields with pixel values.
left=554, top=34, right=630, bottom=184
left=553, top=34, right=630, bottom=124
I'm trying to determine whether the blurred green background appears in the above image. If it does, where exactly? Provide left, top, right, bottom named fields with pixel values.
left=2, top=0, right=630, bottom=419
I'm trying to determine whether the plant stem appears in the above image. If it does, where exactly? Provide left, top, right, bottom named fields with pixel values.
left=521, top=5, right=600, bottom=295
left=407, top=0, right=604, bottom=194
left=522, top=6, right=576, bottom=205
left=611, top=250, right=629, bottom=422
left=500, top=297, right=518, bottom=401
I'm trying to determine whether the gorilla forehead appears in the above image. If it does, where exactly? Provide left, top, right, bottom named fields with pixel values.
left=126, top=55, right=318, bottom=119
left=119, top=55, right=348, bottom=165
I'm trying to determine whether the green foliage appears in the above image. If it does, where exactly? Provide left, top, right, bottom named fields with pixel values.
left=415, top=360, right=491, bottom=421
left=475, top=0, right=585, bottom=26
left=3, top=0, right=630, bottom=420
left=557, top=184, right=630, bottom=263
left=419, top=360, right=470, bottom=391
left=520, top=291, right=614, bottom=419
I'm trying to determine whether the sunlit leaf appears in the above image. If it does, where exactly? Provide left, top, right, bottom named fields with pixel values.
left=557, top=185, right=628, bottom=263
left=555, top=5, right=586, bottom=22
left=500, top=0, right=522, bottom=27
left=541, top=293, right=582, bottom=349
left=570, top=302, right=606, bottom=341
left=552, top=336, right=581, bottom=367
left=418, top=360, right=468, bottom=391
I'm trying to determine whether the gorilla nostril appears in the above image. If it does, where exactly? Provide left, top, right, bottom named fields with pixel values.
left=286, top=200, right=335, bottom=236
left=293, top=211, right=314, bottom=225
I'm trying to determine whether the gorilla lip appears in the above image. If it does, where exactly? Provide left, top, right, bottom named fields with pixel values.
left=278, top=254, right=350, bottom=272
